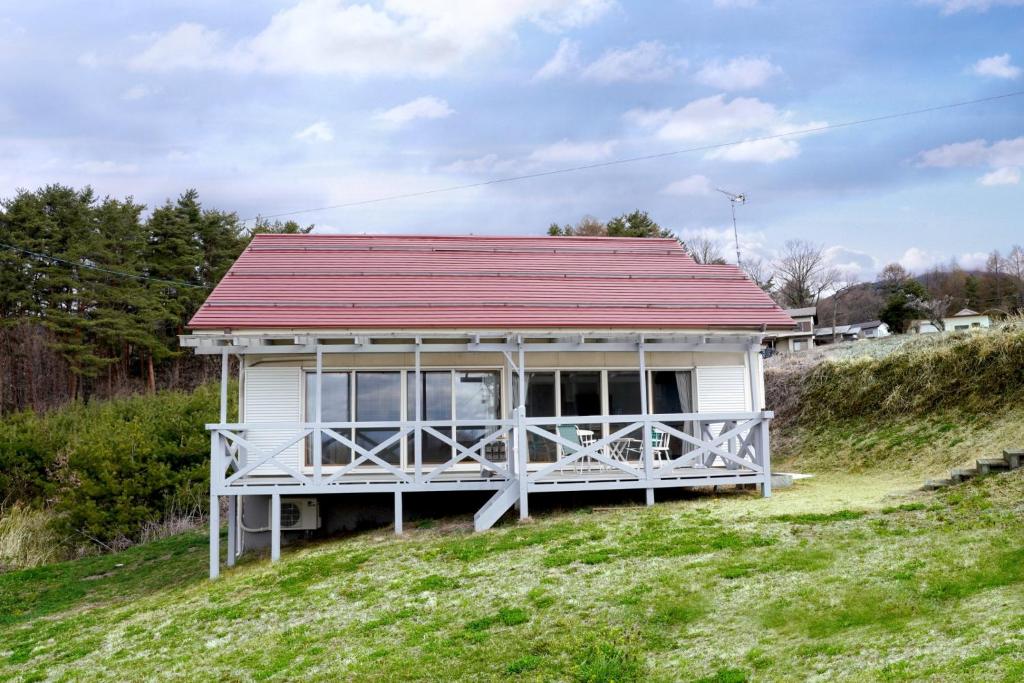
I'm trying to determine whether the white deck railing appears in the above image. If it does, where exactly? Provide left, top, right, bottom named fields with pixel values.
left=206, top=410, right=772, bottom=495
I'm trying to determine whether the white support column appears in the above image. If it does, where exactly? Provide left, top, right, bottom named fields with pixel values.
left=394, top=491, right=403, bottom=535
left=209, top=430, right=220, bottom=579
left=516, top=341, right=529, bottom=520
left=270, top=493, right=281, bottom=562
left=414, top=340, right=423, bottom=483
left=219, top=348, right=229, bottom=423
left=314, top=346, right=323, bottom=485
left=638, top=337, right=653, bottom=505
left=746, top=344, right=763, bottom=411
left=226, top=495, right=237, bottom=567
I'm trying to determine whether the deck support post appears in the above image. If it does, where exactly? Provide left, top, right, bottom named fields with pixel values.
left=759, top=418, right=772, bottom=498
left=394, top=491, right=403, bottom=534
left=209, top=490, right=220, bottom=579
left=270, top=493, right=281, bottom=562
left=226, top=495, right=237, bottom=567
left=638, top=337, right=654, bottom=505
left=209, top=429, right=220, bottom=579
left=516, top=341, right=529, bottom=520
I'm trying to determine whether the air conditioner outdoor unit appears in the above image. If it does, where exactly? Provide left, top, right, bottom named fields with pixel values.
left=279, top=497, right=320, bottom=531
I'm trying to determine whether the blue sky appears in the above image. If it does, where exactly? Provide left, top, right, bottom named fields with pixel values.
left=2, top=0, right=1023, bottom=280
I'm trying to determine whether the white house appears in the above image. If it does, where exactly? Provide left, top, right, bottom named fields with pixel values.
left=856, top=320, right=891, bottom=339
left=181, top=234, right=795, bottom=578
left=911, top=308, right=991, bottom=334
left=763, top=307, right=816, bottom=354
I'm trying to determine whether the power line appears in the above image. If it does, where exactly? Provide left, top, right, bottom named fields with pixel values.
left=0, top=241, right=209, bottom=290
left=241, top=89, right=1024, bottom=223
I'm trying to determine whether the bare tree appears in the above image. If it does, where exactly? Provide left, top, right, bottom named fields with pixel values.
left=683, top=236, right=727, bottom=265
left=774, top=240, right=840, bottom=308
left=910, top=294, right=954, bottom=332
left=829, top=279, right=861, bottom=343
left=1005, top=245, right=1024, bottom=309
left=879, top=262, right=910, bottom=291
left=740, top=256, right=775, bottom=293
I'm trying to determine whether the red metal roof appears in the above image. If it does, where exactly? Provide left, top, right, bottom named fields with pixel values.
left=188, top=234, right=795, bottom=331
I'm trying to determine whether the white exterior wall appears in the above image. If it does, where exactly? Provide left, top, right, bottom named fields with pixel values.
left=242, top=366, right=303, bottom=474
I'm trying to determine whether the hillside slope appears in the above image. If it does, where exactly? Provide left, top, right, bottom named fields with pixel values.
left=3, top=472, right=1024, bottom=681
left=768, top=322, right=1024, bottom=475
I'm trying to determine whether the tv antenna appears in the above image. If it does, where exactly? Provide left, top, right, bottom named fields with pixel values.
left=716, top=188, right=746, bottom=267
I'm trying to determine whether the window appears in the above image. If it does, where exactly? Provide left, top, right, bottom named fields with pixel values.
left=407, top=370, right=502, bottom=466
left=797, top=320, right=812, bottom=332
left=526, top=372, right=557, bottom=462
left=355, top=372, right=402, bottom=466
left=793, top=340, right=804, bottom=351
left=304, top=372, right=350, bottom=465
left=409, top=371, right=452, bottom=465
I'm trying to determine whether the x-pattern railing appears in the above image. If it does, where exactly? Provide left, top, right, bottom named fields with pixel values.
left=207, top=410, right=771, bottom=489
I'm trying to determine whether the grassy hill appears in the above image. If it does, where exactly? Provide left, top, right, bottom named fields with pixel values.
left=768, top=322, right=1024, bottom=475
left=3, top=470, right=1024, bottom=681
left=3, top=323, right=1023, bottom=680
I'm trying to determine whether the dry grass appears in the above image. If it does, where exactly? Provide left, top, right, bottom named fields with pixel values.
left=0, top=506, right=65, bottom=571
left=766, top=317, right=1024, bottom=427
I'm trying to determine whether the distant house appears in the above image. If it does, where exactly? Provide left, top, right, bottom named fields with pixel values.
left=815, top=319, right=891, bottom=345
left=911, top=308, right=991, bottom=334
left=762, top=307, right=816, bottom=353
left=814, top=324, right=859, bottom=345
left=855, top=320, right=890, bottom=339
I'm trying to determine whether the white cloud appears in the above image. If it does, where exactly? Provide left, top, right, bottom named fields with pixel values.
left=580, top=41, right=684, bottom=82
left=823, top=246, right=879, bottom=281
left=627, top=95, right=825, bottom=163
left=898, top=247, right=990, bottom=273
left=694, top=56, right=782, bottom=90
left=923, top=0, right=1024, bottom=14
left=535, top=39, right=683, bottom=82
left=978, top=166, right=1021, bottom=185
left=375, top=96, right=454, bottom=127
left=917, top=136, right=1024, bottom=184
left=294, top=120, right=335, bottom=143
left=713, top=0, right=760, bottom=7
left=78, top=51, right=101, bottom=68
left=970, top=53, right=1021, bottom=79
left=527, top=138, right=617, bottom=163
left=534, top=38, right=581, bottom=80
left=662, top=174, right=714, bottom=196
left=131, top=0, right=614, bottom=78
left=440, top=153, right=507, bottom=174
left=74, top=160, right=140, bottom=174
left=131, top=23, right=226, bottom=71
left=121, top=84, right=156, bottom=101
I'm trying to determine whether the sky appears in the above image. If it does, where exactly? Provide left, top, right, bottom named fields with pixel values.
left=1, top=0, right=1023, bottom=281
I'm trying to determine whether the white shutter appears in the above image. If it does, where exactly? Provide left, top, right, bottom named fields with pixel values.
left=242, top=366, right=303, bottom=475
left=695, top=366, right=749, bottom=438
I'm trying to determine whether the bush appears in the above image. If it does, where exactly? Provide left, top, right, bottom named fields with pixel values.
left=0, top=383, right=229, bottom=550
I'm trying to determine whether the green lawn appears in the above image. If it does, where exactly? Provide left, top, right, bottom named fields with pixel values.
left=2, top=471, right=1024, bottom=682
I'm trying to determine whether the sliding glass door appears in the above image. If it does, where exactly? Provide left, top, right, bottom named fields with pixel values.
left=521, top=369, right=695, bottom=462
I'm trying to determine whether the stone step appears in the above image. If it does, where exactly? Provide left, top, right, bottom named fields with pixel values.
left=950, top=468, right=978, bottom=483
left=1004, top=449, right=1024, bottom=469
left=976, top=458, right=1011, bottom=475
left=922, top=478, right=954, bottom=490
